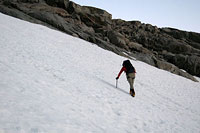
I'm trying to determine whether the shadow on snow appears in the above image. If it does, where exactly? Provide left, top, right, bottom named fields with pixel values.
left=96, top=77, right=129, bottom=95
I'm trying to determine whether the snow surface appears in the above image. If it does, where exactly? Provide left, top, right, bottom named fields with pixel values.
left=0, top=13, right=200, bottom=133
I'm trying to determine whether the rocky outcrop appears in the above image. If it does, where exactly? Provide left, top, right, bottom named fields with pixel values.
left=111, top=19, right=200, bottom=80
left=67, top=2, right=112, bottom=28
left=0, top=0, right=199, bottom=82
left=46, top=0, right=69, bottom=8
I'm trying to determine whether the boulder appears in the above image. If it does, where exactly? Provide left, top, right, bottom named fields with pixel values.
left=67, top=1, right=112, bottom=28
left=187, top=55, right=200, bottom=76
left=164, top=54, right=200, bottom=77
left=154, top=58, right=198, bottom=82
left=162, top=28, right=200, bottom=43
left=107, top=30, right=128, bottom=49
left=128, top=42, right=151, bottom=54
left=18, top=0, right=40, bottom=3
left=45, top=0, right=69, bottom=9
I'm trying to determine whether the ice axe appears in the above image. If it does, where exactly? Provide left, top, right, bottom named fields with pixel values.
left=116, top=78, right=118, bottom=88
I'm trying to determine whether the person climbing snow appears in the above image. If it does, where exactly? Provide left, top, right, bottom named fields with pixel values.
left=116, top=60, right=136, bottom=97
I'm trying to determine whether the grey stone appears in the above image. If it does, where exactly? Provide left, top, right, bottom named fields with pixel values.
left=0, top=0, right=199, bottom=81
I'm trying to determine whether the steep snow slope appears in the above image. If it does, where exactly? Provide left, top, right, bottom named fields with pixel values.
left=0, top=13, right=200, bottom=133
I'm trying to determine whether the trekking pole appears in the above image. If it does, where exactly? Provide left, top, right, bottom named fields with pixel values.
left=116, top=79, right=118, bottom=88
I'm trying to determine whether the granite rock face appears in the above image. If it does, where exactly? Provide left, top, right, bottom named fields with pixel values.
left=0, top=0, right=199, bottom=81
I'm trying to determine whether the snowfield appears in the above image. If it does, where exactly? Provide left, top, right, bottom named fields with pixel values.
left=0, top=13, right=200, bottom=133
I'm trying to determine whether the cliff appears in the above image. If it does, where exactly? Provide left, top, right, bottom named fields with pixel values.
left=0, top=0, right=199, bottom=81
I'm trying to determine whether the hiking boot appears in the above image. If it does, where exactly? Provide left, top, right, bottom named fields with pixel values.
left=130, top=89, right=135, bottom=97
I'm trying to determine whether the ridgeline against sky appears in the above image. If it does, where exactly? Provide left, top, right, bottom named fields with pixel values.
left=72, top=0, right=200, bottom=33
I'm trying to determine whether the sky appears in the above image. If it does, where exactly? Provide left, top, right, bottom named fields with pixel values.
left=71, top=0, right=200, bottom=33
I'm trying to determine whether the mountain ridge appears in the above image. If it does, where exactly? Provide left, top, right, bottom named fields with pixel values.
left=0, top=12, right=200, bottom=132
left=0, top=0, right=199, bottom=81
